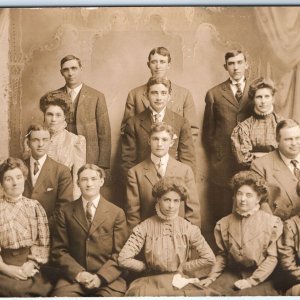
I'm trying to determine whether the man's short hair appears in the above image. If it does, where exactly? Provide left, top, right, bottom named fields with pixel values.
left=77, top=164, right=106, bottom=180
left=276, top=119, right=300, bottom=140
left=60, top=55, right=82, bottom=68
left=149, top=122, right=175, bottom=139
left=225, top=50, right=246, bottom=63
left=25, top=124, right=50, bottom=140
left=148, top=47, right=171, bottom=63
left=146, top=76, right=172, bottom=94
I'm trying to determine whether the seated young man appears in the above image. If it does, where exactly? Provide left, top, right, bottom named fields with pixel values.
left=121, top=76, right=196, bottom=180
left=126, top=122, right=201, bottom=230
left=51, top=164, right=128, bottom=297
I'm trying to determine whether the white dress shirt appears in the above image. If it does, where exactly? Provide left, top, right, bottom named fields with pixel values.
left=229, top=76, right=246, bottom=96
left=149, top=106, right=166, bottom=123
left=279, top=151, right=300, bottom=175
left=30, top=154, right=47, bottom=186
left=151, top=153, right=169, bottom=177
left=66, top=84, right=83, bottom=103
left=82, top=194, right=100, bottom=222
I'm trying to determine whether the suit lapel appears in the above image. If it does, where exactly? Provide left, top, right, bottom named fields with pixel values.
left=227, top=214, right=242, bottom=247
left=73, top=198, right=89, bottom=233
left=163, top=108, right=175, bottom=125
left=24, top=159, right=33, bottom=191
left=272, top=150, right=297, bottom=206
left=32, top=157, right=51, bottom=193
left=89, top=197, right=108, bottom=235
left=238, top=79, right=250, bottom=110
left=141, top=86, right=150, bottom=109
left=165, top=157, right=177, bottom=176
left=140, top=109, right=153, bottom=133
left=221, top=79, right=239, bottom=108
left=143, top=158, right=159, bottom=186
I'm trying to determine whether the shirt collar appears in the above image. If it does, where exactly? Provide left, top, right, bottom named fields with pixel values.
left=279, top=151, right=300, bottom=167
left=82, top=194, right=100, bottom=210
left=151, top=153, right=169, bottom=166
left=30, top=154, right=47, bottom=168
left=149, top=106, right=166, bottom=117
left=229, top=76, right=245, bottom=85
left=66, top=83, right=83, bottom=95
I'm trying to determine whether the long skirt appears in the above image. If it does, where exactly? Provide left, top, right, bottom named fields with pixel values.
left=126, top=273, right=220, bottom=296
left=0, top=247, right=52, bottom=297
left=208, top=269, right=279, bottom=296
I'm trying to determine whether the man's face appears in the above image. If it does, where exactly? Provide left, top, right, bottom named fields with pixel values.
left=77, top=169, right=104, bottom=201
left=278, top=126, right=300, bottom=159
left=147, top=83, right=170, bottom=113
left=224, top=53, right=248, bottom=81
left=60, top=59, right=82, bottom=88
left=147, top=53, right=170, bottom=77
left=27, top=130, right=50, bottom=160
left=148, top=130, right=174, bottom=158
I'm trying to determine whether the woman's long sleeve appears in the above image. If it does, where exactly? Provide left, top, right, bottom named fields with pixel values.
left=118, top=223, right=147, bottom=272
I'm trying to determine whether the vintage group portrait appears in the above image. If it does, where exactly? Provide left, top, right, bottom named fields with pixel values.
left=0, top=5, right=299, bottom=297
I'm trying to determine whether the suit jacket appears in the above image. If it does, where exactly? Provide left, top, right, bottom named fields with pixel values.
left=202, top=79, right=252, bottom=186
left=121, top=107, right=196, bottom=179
left=23, top=156, right=73, bottom=224
left=52, top=197, right=128, bottom=293
left=251, top=150, right=300, bottom=220
left=55, top=84, right=111, bottom=168
left=121, top=82, right=199, bottom=137
left=126, top=157, right=201, bottom=230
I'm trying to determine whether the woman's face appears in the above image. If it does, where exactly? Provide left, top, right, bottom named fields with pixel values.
left=2, top=168, right=25, bottom=198
left=254, top=88, right=274, bottom=114
left=44, top=105, right=65, bottom=130
left=158, top=190, right=181, bottom=218
left=235, top=184, right=261, bottom=213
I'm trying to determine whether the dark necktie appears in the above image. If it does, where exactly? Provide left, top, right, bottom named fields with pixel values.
left=235, top=83, right=243, bottom=102
left=86, top=201, right=93, bottom=226
left=154, top=114, right=160, bottom=123
left=291, top=160, right=300, bottom=179
left=33, top=161, right=39, bottom=175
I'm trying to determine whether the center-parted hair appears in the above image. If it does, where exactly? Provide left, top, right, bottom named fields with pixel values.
left=146, top=76, right=172, bottom=94
left=0, top=157, right=28, bottom=184
left=77, top=163, right=106, bottom=180
left=40, top=90, right=71, bottom=116
left=152, top=177, right=188, bottom=202
left=149, top=122, right=175, bottom=139
left=148, top=47, right=171, bottom=63
left=248, top=77, right=276, bottom=100
left=231, top=170, right=268, bottom=203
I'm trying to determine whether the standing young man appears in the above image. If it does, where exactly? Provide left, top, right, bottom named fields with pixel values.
left=202, top=50, right=253, bottom=222
left=48, top=55, right=111, bottom=169
left=126, top=122, right=200, bottom=230
left=122, top=46, right=198, bottom=139
left=51, top=164, right=128, bottom=297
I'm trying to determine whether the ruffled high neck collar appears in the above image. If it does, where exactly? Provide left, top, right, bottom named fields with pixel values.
left=155, top=202, right=178, bottom=221
left=253, top=106, right=274, bottom=118
left=48, top=121, right=67, bottom=137
left=4, top=194, right=23, bottom=203
left=236, top=204, right=260, bottom=217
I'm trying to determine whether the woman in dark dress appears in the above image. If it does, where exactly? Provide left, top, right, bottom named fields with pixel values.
left=0, top=157, right=51, bottom=296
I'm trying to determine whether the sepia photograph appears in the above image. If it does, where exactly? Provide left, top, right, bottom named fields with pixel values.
left=0, top=6, right=299, bottom=296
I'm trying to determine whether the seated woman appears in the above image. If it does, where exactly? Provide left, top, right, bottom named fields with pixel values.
left=0, top=157, right=51, bottom=297
left=118, top=177, right=216, bottom=296
left=231, top=77, right=283, bottom=168
left=199, top=170, right=283, bottom=295
left=40, top=91, right=86, bottom=199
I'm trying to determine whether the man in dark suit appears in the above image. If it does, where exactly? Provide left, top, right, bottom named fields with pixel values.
left=202, top=50, right=253, bottom=222
left=126, top=122, right=200, bottom=230
left=251, top=119, right=300, bottom=220
left=51, top=164, right=128, bottom=297
left=49, top=55, right=111, bottom=169
left=23, top=124, right=73, bottom=228
left=121, top=46, right=198, bottom=140
left=121, top=77, right=196, bottom=179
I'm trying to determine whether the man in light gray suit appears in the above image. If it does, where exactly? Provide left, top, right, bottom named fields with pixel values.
left=126, top=122, right=200, bottom=231
left=251, top=119, right=300, bottom=220
left=121, top=46, right=198, bottom=139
